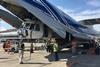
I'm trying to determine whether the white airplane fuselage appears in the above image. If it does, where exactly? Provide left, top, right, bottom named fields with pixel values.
left=1, top=0, right=99, bottom=40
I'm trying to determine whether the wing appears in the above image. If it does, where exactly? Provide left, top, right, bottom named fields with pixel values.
left=0, top=5, right=22, bottom=28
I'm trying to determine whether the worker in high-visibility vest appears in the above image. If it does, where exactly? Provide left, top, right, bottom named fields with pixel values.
left=53, top=42, right=59, bottom=52
left=51, top=38, right=59, bottom=61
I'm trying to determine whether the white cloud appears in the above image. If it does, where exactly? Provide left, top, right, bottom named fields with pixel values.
left=57, top=6, right=79, bottom=20
left=93, top=24, right=100, bottom=31
left=74, top=9, right=100, bottom=21
left=87, top=0, right=100, bottom=7
left=57, top=6, right=100, bottom=21
left=78, top=9, right=100, bottom=15
left=74, top=14, right=100, bottom=21
left=57, top=6, right=75, bottom=14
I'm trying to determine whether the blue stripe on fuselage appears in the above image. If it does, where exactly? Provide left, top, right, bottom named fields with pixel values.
left=41, top=0, right=87, bottom=29
left=63, top=16, right=87, bottom=28
left=40, top=0, right=59, bottom=22
left=42, top=0, right=66, bottom=25
left=23, top=0, right=88, bottom=34
left=23, top=0, right=50, bottom=15
left=42, top=0, right=88, bottom=34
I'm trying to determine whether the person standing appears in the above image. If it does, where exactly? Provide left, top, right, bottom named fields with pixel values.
left=71, top=39, right=77, bottom=57
left=3, top=40, right=12, bottom=54
left=19, top=43, right=25, bottom=64
left=46, top=41, right=51, bottom=53
left=51, top=38, right=59, bottom=61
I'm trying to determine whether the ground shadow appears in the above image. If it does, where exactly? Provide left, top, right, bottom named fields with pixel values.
left=0, top=58, right=9, bottom=59
left=45, top=50, right=72, bottom=62
left=22, top=62, right=51, bottom=65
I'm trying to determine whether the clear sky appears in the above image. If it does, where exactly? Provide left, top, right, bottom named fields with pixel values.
left=0, top=0, right=100, bottom=31
left=0, top=19, right=15, bottom=31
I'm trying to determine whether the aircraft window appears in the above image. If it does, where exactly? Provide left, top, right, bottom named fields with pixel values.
left=30, top=24, right=35, bottom=30
left=35, top=24, right=40, bottom=31
left=26, top=23, right=30, bottom=28
left=26, top=23, right=30, bottom=26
